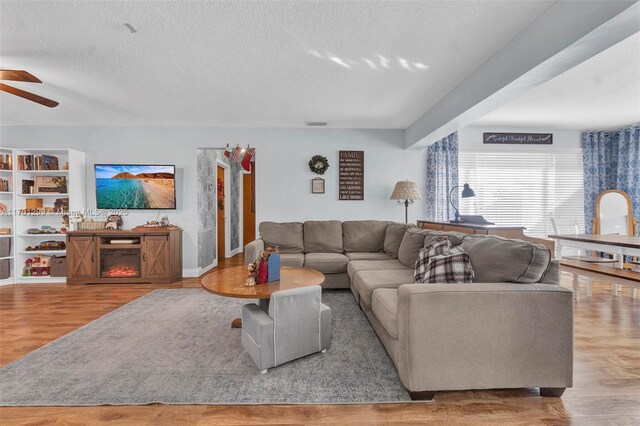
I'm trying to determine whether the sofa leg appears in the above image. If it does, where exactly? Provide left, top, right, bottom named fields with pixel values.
left=410, top=391, right=435, bottom=401
left=540, top=387, right=565, bottom=397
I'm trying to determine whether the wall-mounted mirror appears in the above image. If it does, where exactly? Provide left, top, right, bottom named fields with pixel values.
left=594, top=190, right=636, bottom=235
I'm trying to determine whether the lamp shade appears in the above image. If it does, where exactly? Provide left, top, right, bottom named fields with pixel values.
left=461, top=183, right=475, bottom=198
left=390, top=180, right=422, bottom=201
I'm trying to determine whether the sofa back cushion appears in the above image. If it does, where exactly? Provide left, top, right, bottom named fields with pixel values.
left=397, top=228, right=431, bottom=267
left=384, top=223, right=416, bottom=258
left=343, top=220, right=391, bottom=253
left=304, top=221, right=343, bottom=253
left=461, top=235, right=551, bottom=283
left=258, top=222, right=304, bottom=254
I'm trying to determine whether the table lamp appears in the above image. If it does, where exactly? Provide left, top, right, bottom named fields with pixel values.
left=449, top=183, right=475, bottom=223
left=390, top=180, right=422, bottom=224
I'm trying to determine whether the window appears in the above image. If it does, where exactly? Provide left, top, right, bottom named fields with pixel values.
left=458, top=150, right=584, bottom=238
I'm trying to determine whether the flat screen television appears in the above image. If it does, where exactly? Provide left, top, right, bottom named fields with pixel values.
left=95, top=164, right=176, bottom=210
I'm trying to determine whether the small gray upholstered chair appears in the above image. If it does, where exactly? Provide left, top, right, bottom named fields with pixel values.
left=241, top=285, right=331, bottom=373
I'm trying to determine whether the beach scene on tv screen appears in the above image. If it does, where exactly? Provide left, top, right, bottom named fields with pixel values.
left=96, top=165, right=176, bottom=209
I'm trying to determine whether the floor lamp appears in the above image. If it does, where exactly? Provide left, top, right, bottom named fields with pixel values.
left=390, top=180, right=422, bottom=224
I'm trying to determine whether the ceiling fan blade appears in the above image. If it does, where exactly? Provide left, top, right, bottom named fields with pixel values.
left=0, top=70, right=42, bottom=83
left=0, top=83, right=58, bottom=108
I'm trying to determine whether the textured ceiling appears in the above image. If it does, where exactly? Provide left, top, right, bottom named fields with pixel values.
left=475, top=32, right=640, bottom=130
left=0, top=0, right=553, bottom=127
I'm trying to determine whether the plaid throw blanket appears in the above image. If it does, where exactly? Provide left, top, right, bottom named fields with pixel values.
left=415, top=237, right=475, bottom=284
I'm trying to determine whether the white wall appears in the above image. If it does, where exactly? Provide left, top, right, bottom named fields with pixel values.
left=1, top=126, right=426, bottom=275
left=458, top=126, right=581, bottom=152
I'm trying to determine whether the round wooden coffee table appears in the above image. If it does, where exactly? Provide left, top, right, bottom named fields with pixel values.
left=201, top=266, right=325, bottom=328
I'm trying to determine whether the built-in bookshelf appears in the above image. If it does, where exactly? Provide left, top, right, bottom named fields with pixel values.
left=0, top=149, right=85, bottom=285
left=0, top=148, right=15, bottom=285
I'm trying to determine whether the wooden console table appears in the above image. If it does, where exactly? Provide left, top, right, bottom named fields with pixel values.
left=66, top=229, right=182, bottom=285
left=417, top=220, right=555, bottom=255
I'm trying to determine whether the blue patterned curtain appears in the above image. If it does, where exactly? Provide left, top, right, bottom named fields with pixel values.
left=426, top=132, right=458, bottom=221
left=582, top=125, right=640, bottom=234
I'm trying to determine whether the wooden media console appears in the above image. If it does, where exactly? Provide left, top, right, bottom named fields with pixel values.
left=66, top=229, right=182, bottom=285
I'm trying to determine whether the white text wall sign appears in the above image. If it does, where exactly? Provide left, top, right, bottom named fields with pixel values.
left=483, top=132, right=553, bottom=145
left=339, top=150, right=364, bottom=200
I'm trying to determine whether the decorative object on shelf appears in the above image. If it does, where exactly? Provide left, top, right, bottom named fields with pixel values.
left=105, top=214, right=123, bottom=230
left=449, top=183, right=476, bottom=223
left=0, top=177, right=12, bottom=192
left=0, top=237, right=10, bottom=257
left=26, top=226, right=62, bottom=235
left=308, top=155, right=329, bottom=175
left=339, top=151, right=364, bottom=200
left=483, top=132, right=553, bottom=145
left=78, top=220, right=107, bottom=231
left=0, top=228, right=11, bottom=234
left=35, top=176, right=66, bottom=193
left=0, top=203, right=6, bottom=213
left=132, top=223, right=182, bottom=231
left=390, top=180, right=423, bottom=224
left=53, top=198, right=69, bottom=212
left=50, top=255, right=67, bottom=277
left=26, top=198, right=44, bottom=210
left=26, top=240, right=66, bottom=251
left=217, top=177, right=225, bottom=210
left=311, top=177, right=325, bottom=194
left=23, top=255, right=51, bottom=277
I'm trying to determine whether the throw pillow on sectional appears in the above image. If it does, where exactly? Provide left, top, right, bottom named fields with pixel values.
left=414, top=236, right=451, bottom=282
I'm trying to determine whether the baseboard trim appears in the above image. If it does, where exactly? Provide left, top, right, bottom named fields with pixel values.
left=229, top=247, right=243, bottom=257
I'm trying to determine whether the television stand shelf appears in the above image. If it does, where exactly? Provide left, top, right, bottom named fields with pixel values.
left=66, top=229, right=182, bottom=285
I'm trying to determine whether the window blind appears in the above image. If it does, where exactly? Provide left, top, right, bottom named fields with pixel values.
left=458, top=151, right=585, bottom=238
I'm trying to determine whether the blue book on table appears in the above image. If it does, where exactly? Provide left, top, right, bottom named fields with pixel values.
left=268, top=253, right=280, bottom=282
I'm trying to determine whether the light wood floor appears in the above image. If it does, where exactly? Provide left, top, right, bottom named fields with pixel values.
left=1, top=255, right=638, bottom=425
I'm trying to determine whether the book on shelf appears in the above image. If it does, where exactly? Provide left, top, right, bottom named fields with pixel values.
left=17, top=154, right=61, bottom=171
left=21, top=179, right=35, bottom=194
left=0, top=177, right=12, bottom=192
left=0, top=154, right=12, bottom=170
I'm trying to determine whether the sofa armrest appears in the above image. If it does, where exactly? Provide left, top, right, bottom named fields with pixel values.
left=244, top=238, right=265, bottom=264
left=241, top=303, right=275, bottom=370
left=395, top=283, right=573, bottom=393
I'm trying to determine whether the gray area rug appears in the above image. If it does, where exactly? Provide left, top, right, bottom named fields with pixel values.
left=0, top=289, right=410, bottom=406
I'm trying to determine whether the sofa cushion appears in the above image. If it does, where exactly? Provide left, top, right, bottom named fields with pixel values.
left=397, top=228, right=431, bottom=267
left=343, top=220, right=390, bottom=253
left=259, top=222, right=304, bottom=254
left=346, top=252, right=394, bottom=261
left=371, top=289, right=398, bottom=338
left=304, top=252, right=349, bottom=274
left=280, top=253, right=304, bottom=268
left=347, top=259, right=410, bottom=280
left=461, top=235, right=551, bottom=283
left=423, top=230, right=467, bottom=248
left=304, top=221, right=343, bottom=253
left=384, top=223, right=416, bottom=258
left=353, top=269, right=415, bottom=307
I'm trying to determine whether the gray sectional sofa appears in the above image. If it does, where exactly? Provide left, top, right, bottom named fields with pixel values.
left=245, top=220, right=573, bottom=400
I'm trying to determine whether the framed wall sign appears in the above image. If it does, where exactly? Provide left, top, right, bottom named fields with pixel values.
left=311, top=177, right=325, bottom=194
left=339, top=150, right=364, bottom=200
left=483, top=132, right=553, bottom=145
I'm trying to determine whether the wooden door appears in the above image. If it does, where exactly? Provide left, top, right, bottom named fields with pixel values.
left=142, top=235, right=170, bottom=279
left=217, top=166, right=225, bottom=260
left=243, top=162, right=255, bottom=247
left=67, top=236, right=96, bottom=281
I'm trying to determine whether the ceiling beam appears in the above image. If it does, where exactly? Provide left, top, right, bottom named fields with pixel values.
left=405, top=0, right=640, bottom=149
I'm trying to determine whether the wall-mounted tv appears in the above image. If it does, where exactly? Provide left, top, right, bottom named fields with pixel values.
left=95, top=164, right=176, bottom=210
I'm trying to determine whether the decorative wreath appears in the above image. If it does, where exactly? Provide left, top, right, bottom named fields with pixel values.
left=308, top=155, right=330, bottom=175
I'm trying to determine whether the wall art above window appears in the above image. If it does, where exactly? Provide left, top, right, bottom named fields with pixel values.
left=483, top=133, right=553, bottom=145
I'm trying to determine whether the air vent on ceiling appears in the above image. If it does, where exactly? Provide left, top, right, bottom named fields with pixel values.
left=305, top=121, right=327, bottom=127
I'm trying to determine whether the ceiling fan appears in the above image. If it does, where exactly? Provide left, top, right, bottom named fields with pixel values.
left=0, top=70, right=59, bottom=108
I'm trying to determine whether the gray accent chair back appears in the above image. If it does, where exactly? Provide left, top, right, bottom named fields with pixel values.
left=241, top=285, right=331, bottom=372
